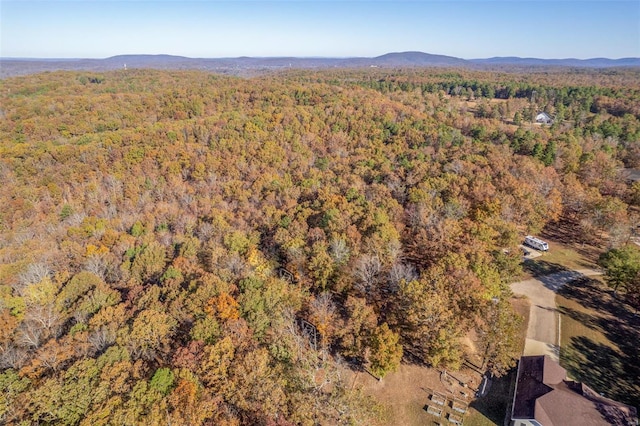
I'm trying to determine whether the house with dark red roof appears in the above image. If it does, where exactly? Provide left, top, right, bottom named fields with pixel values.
left=511, top=355, right=637, bottom=426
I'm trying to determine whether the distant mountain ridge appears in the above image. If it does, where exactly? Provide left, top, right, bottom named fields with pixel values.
left=372, top=51, right=468, bottom=66
left=471, top=56, right=640, bottom=68
left=1, top=51, right=639, bottom=78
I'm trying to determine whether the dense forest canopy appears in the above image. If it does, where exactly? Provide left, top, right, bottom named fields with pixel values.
left=0, top=67, right=639, bottom=425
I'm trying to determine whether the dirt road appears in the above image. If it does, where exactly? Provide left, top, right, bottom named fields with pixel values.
left=510, top=268, right=601, bottom=361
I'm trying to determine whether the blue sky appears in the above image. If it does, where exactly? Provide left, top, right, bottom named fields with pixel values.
left=1, top=1, right=639, bottom=59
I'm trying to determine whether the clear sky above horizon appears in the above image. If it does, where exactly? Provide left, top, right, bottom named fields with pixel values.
left=1, top=0, right=639, bottom=59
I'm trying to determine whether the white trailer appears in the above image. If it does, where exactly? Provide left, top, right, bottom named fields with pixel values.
left=524, top=236, right=549, bottom=251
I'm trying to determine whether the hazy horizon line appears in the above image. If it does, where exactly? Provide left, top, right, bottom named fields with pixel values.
left=2, top=51, right=639, bottom=61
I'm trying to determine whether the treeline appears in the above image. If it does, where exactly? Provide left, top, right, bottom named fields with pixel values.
left=339, top=69, right=640, bottom=148
left=0, top=68, right=638, bottom=424
left=351, top=68, right=639, bottom=110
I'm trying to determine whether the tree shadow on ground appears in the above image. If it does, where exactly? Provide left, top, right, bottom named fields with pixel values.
left=562, top=336, right=640, bottom=410
left=558, top=277, right=640, bottom=410
left=557, top=278, right=620, bottom=316
left=558, top=278, right=640, bottom=339
left=540, top=219, right=603, bottom=264
left=538, top=270, right=585, bottom=292
left=523, top=259, right=568, bottom=277
left=468, top=369, right=516, bottom=425
left=556, top=305, right=602, bottom=332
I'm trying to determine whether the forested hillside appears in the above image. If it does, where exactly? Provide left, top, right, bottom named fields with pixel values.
left=1, top=68, right=639, bottom=425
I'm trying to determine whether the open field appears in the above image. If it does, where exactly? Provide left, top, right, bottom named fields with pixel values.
left=557, top=277, right=640, bottom=410
left=509, top=297, right=531, bottom=361
left=522, top=258, right=569, bottom=278
left=537, top=244, right=599, bottom=271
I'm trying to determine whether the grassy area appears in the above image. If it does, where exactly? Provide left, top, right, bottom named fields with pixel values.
left=467, top=371, right=517, bottom=426
left=463, top=411, right=497, bottom=426
left=540, top=219, right=603, bottom=269
left=510, top=296, right=530, bottom=355
left=538, top=243, right=598, bottom=270
left=354, top=363, right=480, bottom=426
left=521, top=238, right=599, bottom=279
left=465, top=296, right=530, bottom=425
left=557, top=286, right=611, bottom=351
left=392, top=398, right=434, bottom=426
left=557, top=277, right=640, bottom=410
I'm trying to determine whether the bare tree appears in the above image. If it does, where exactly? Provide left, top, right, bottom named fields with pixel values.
left=36, top=342, right=68, bottom=372
left=388, top=261, right=418, bottom=293
left=225, top=253, right=247, bottom=279
left=67, top=212, right=87, bottom=226
left=25, top=304, right=61, bottom=338
left=16, top=320, right=44, bottom=349
left=84, top=255, right=108, bottom=280
left=353, top=254, right=381, bottom=294
left=309, top=292, right=337, bottom=349
left=196, top=221, right=215, bottom=243
left=282, top=310, right=341, bottom=394
left=15, top=304, right=62, bottom=350
left=0, top=344, right=28, bottom=369
left=608, top=222, right=632, bottom=249
left=15, top=263, right=51, bottom=294
left=88, top=326, right=116, bottom=354
left=329, top=238, right=350, bottom=264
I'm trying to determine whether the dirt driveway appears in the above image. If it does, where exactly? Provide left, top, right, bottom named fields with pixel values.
left=510, top=269, right=601, bottom=361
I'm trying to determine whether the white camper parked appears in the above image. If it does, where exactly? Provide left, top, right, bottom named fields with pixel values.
left=524, top=236, right=549, bottom=251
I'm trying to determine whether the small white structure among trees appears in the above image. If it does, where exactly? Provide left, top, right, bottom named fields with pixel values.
left=535, top=112, right=553, bottom=124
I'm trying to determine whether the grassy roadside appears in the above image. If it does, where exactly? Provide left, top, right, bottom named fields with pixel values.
left=557, top=277, right=640, bottom=410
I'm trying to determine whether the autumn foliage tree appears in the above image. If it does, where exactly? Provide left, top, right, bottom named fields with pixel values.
left=0, top=66, right=638, bottom=424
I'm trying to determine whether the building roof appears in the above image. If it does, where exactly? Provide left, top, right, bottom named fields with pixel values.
left=535, top=112, right=553, bottom=123
left=512, top=355, right=637, bottom=426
